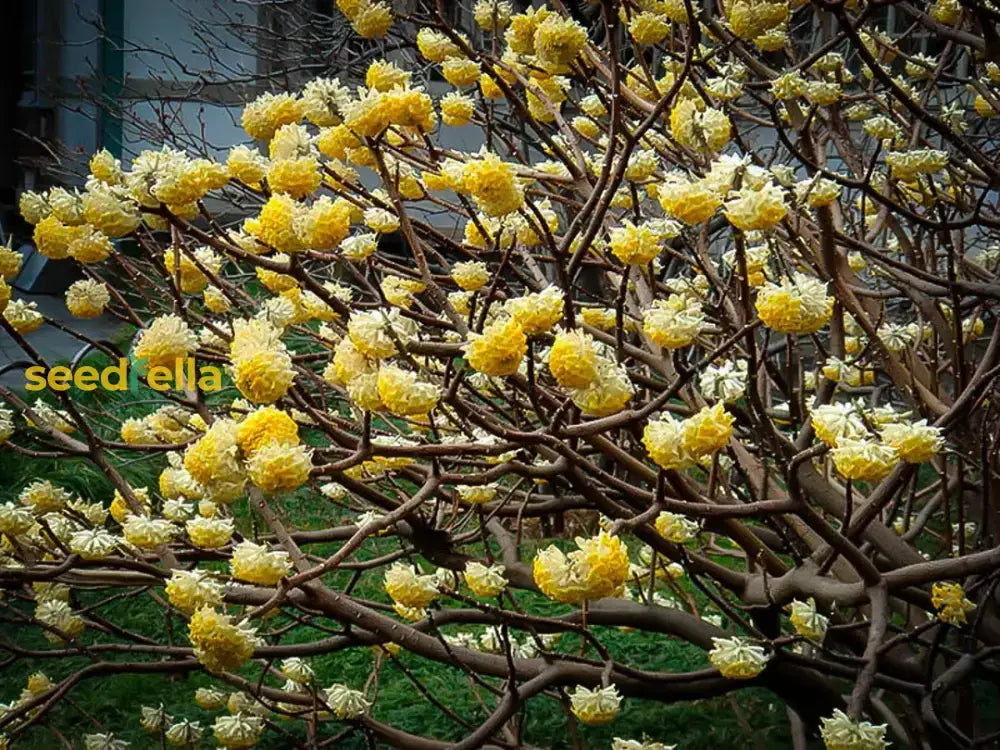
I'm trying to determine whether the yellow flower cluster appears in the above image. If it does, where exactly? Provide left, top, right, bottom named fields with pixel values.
left=819, top=709, right=888, bottom=750
left=188, top=607, right=258, bottom=674
left=755, top=273, right=834, bottom=334
left=643, top=294, right=705, bottom=349
left=930, top=582, right=975, bottom=625
left=229, top=319, right=296, bottom=403
left=247, top=441, right=313, bottom=493
left=133, top=314, right=198, bottom=368
left=789, top=598, right=829, bottom=640
left=463, top=561, right=508, bottom=597
left=654, top=511, right=699, bottom=543
left=643, top=404, right=733, bottom=470
left=708, top=636, right=769, bottom=679
left=569, top=684, right=622, bottom=725
left=548, top=329, right=600, bottom=388
left=533, top=531, right=629, bottom=603
left=337, top=0, right=394, bottom=38
left=184, top=419, right=247, bottom=502
left=461, top=152, right=525, bottom=217
left=570, top=359, right=635, bottom=416
left=384, top=563, right=438, bottom=609
left=231, top=541, right=294, bottom=585
left=831, top=438, right=899, bottom=482
left=464, top=316, right=528, bottom=376
left=165, top=569, right=223, bottom=613
left=879, top=420, right=943, bottom=463
left=451, top=260, right=491, bottom=291
left=608, top=220, right=663, bottom=265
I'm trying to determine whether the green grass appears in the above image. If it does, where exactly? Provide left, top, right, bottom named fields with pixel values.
left=0, top=360, right=802, bottom=749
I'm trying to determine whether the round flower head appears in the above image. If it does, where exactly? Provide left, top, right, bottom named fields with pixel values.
left=122, top=516, right=176, bottom=549
left=280, top=656, right=315, bottom=684
left=213, top=712, right=264, bottom=749
left=227, top=144, right=268, bottom=187
left=441, top=91, right=475, bottom=126
left=548, top=328, right=600, bottom=388
left=505, top=285, right=564, bottom=335
left=533, top=13, right=587, bottom=72
left=133, top=314, right=198, bottom=369
left=166, top=569, right=223, bottom=613
left=879, top=420, right=943, bottom=463
left=247, top=442, right=312, bottom=493
left=109, top=486, right=152, bottom=523
left=830, top=438, right=899, bottom=482
left=655, top=511, right=699, bottom=543
left=724, top=182, right=788, bottom=231
left=464, top=316, right=527, bottom=376
left=570, top=358, right=634, bottom=417
left=294, top=195, right=353, bottom=250
left=810, top=403, right=867, bottom=447
left=463, top=561, right=508, bottom=597
left=236, top=406, right=299, bottom=457
left=165, top=719, right=203, bottom=746
left=365, top=207, right=400, bottom=234
left=474, top=0, right=512, bottom=30
left=69, top=529, right=120, bottom=560
left=756, top=273, right=834, bottom=334
left=629, top=11, right=670, bottom=45
left=231, top=541, right=294, bottom=585
left=350, top=1, right=393, bottom=38
left=643, top=294, right=705, bottom=349
left=189, top=607, right=258, bottom=674
left=533, top=531, right=629, bottom=603
left=670, top=99, right=731, bottom=153
left=324, top=683, right=371, bottom=719
left=246, top=194, right=305, bottom=253
left=608, top=220, right=663, bottom=265
left=241, top=91, right=303, bottom=141
left=68, top=226, right=114, bottom=263
left=377, top=365, right=440, bottom=416
left=266, top=156, right=321, bottom=199
left=699, top=359, right=748, bottom=403
left=36, top=599, right=85, bottom=642
left=185, top=516, right=234, bottom=548
left=65, top=279, right=111, bottom=318
left=20, top=480, right=72, bottom=514
left=5, top=298, right=45, bottom=334
left=819, top=709, right=888, bottom=750
left=442, top=57, right=481, bottom=88
left=708, top=636, right=769, bottom=678
left=194, top=686, right=228, bottom=710
left=139, top=704, right=171, bottom=734
left=183, top=419, right=247, bottom=503
left=348, top=310, right=398, bottom=359
left=380, top=274, right=424, bottom=308
left=462, top=152, right=524, bottom=217
left=931, top=582, right=976, bottom=625
left=659, top=179, right=722, bottom=225
left=451, top=260, right=490, bottom=291
left=84, top=733, right=130, bottom=750
left=569, top=684, right=622, bottom=725
left=682, top=403, right=734, bottom=457
left=230, top=322, right=296, bottom=404
left=384, top=562, right=438, bottom=609
left=789, top=598, right=829, bottom=640
left=643, top=415, right=696, bottom=470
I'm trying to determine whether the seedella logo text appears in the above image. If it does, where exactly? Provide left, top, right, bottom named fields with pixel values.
left=25, top=355, right=223, bottom=393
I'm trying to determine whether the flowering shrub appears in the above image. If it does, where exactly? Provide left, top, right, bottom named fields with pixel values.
left=2, top=0, right=1000, bottom=747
